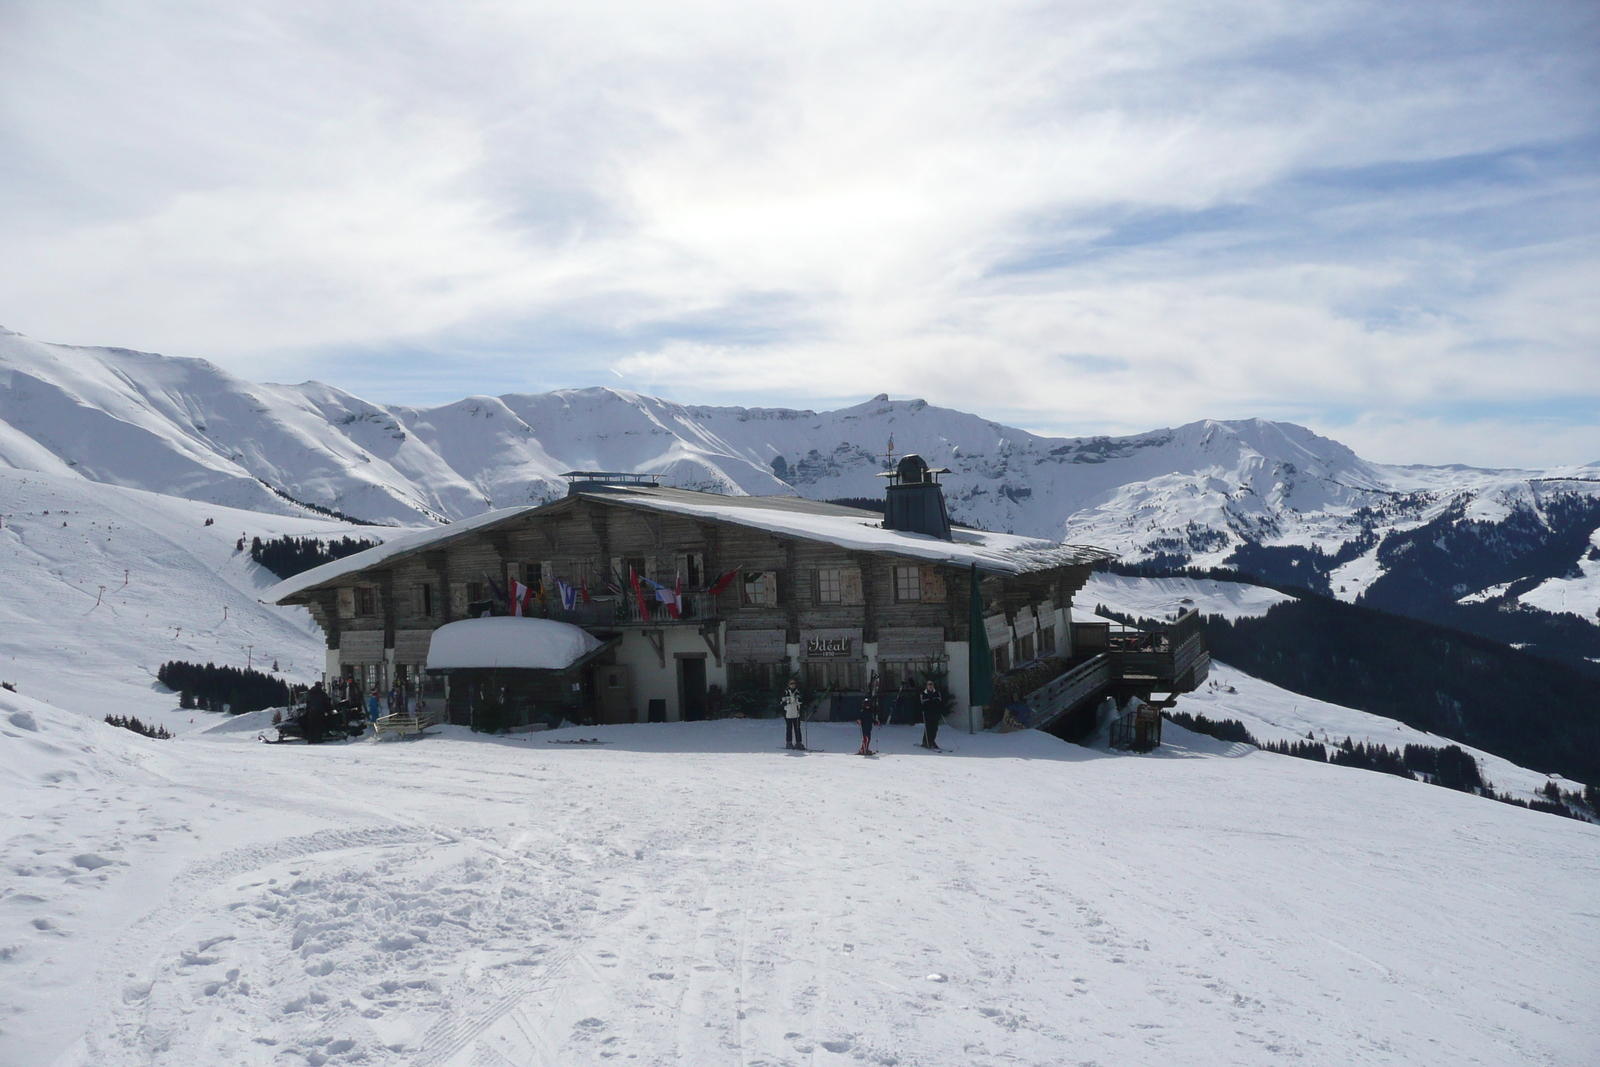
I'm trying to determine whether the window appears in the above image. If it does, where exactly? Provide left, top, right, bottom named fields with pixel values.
left=879, top=659, right=945, bottom=692
left=1037, top=625, right=1055, bottom=656
left=729, top=662, right=785, bottom=692
left=815, top=568, right=842, bottom=604
left=742, top=571, right=775, bottom=607
left=355, top=586, right=376, bottom=616
left=993, top=645, right=1011, bottom=673
left=893, top=565, right=922, bottom=602
left=1018, top=632, right=1036, bottom=663
left=419, top=583, right=434, bottom=617
left=466, top=581, right=487, bottom=604
left=804, top=659, right=864, bottom=691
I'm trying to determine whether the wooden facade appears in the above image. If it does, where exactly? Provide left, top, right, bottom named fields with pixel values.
left=276, top=485, right=1107, bottom=728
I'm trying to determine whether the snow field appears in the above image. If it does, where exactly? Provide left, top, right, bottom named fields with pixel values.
left=1178, top=663, right=1580, bottom=803
left=4, top=709, right=1596, bottom=1067
left=0, top=468, right=370, bottom=727
left=1080, top=573, right=1292, bottom=622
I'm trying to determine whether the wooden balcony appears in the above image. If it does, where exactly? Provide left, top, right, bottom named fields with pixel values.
left=541, top=592, right=718, bottom=628
left=1026, top=609, right=1210, bottom=734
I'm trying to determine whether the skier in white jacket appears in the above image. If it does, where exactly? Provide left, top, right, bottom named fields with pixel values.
left=782, top=678, right=805, bottom=750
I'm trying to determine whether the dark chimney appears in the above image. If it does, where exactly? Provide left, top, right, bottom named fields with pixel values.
left=879, top=454, right=953, bottom=540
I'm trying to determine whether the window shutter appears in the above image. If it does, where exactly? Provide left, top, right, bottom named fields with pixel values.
left=841, top=566, right=864, bottom=605
left=767, top=570, right=781, bottom=606
left=610, top=557, right=623, bottom=590
left=451, top=583, right=468, bottom=617
left=674, top=553, right=688, bottom=584
left=645, top=555, right=658, bottom=582
left=337, top=587, right=355, bottom=618
left=920, top=566, right=946, bottom=603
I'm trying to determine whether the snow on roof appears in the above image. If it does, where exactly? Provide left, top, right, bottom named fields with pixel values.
left=425, top=617, right=603, bottom=671
left=266, top=487, right=1110, bottom=605
left=580, top=486, right=1110, bottom=575
left=266, top=506, right=527, bottom=602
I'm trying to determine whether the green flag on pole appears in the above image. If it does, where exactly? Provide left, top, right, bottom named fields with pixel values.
left=968, top=563, right=994, bottom=711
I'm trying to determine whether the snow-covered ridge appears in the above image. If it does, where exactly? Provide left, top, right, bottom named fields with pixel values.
left=4, top=325, right=1579, bottom=536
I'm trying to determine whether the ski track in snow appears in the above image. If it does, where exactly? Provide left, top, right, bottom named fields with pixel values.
left=4, top=702, right=1597, bottom=1067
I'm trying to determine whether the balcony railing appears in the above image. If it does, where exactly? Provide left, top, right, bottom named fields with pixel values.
left=538, top=592, right=716, bottom=627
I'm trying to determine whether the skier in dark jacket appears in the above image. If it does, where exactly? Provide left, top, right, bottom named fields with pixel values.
left=919, top=679, right=943, bottom=749
left=857, top=671, right=881, bottom=755
left=303, top=681, right=332, bottom=744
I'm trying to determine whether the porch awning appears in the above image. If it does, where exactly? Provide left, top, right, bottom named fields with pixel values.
left=426, top=617, right=604, bottom=672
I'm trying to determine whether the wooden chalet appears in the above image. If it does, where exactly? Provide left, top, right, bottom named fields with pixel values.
left=267, top=459, right=1209, bottom=735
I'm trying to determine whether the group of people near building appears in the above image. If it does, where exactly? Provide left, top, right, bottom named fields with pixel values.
left=293, top=677, right=430, bottom=743
left=782, top=671, right=947, bottom=753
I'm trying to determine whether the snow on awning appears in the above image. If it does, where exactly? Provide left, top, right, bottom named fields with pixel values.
left=425, top=617, right=604, bottom=672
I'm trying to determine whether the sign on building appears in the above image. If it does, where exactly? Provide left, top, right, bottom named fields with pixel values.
left=802, top=628, right=862, bottom=659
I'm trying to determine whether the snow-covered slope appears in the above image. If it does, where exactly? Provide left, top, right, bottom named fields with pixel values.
left=3, top=705, right=1595, bottom=1067
left=0, top=467, right=369, bottom=722
left=1079, top=572, right=1294, bottom=622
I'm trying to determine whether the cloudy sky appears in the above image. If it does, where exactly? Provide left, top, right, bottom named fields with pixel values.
left=1, top=1, right=1596, bottom=466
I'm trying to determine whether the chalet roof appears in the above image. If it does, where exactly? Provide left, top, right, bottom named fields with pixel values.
left=570, top=485, right=1111, bottom=575
left=265, top=485, right=1111, bottom=605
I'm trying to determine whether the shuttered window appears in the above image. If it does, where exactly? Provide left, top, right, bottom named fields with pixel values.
left=742, top=571, right=777, bottom=607
left=816, top=568, right=843, bottom=604
left=893, top=566, right=922, bottom=602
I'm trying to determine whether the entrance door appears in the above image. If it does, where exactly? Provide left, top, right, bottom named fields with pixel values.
left=679, top=657, right=707, bottom=721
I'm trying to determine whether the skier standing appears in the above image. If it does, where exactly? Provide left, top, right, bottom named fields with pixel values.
left=858, top=671, right=881, bottom=755
left=782, top=678, right=805, bottom=750
left=366, top=688, right=382, bottom=724
left=919, top=679, right=943, bottom=749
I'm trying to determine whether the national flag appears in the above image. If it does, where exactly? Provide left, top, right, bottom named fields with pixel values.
left=630, top=566, right=650, bottom=620
left=558, top=580, right=577, bottom=612
left=659, top=571, right=681, bottom=619
left=706, top=568, right=739, bottom=597
left=579, top=576, right=590, bottom=605
left=510, top=579, right=530, bottom=617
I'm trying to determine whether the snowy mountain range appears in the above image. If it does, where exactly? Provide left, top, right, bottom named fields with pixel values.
left=5, top=325, right=1599, bottom=664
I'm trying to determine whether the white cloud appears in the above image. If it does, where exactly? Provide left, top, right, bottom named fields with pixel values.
left=0, top=0, right=1595, bottom=463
